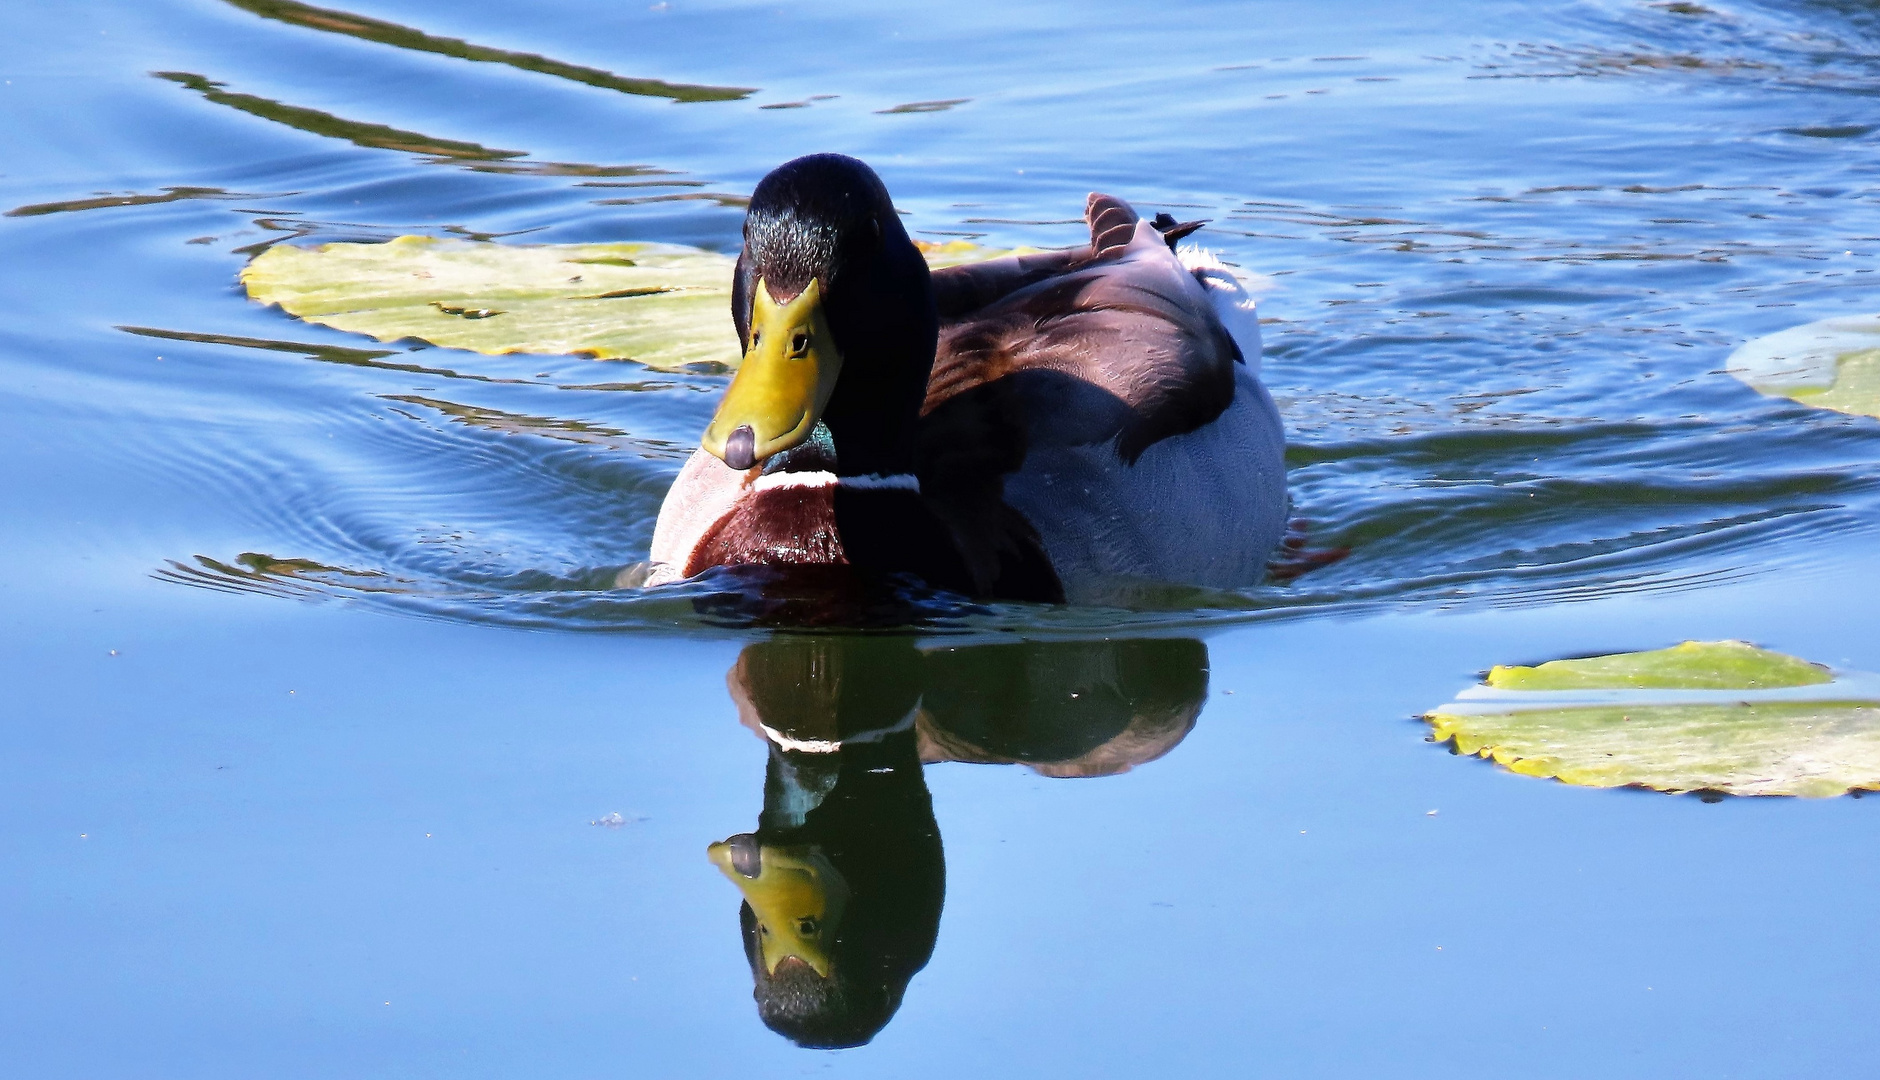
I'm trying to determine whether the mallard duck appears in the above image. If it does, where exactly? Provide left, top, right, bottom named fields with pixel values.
left=647, top=154, right=1287, bottom=602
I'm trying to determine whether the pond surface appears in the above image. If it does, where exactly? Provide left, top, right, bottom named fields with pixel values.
left=6, top=0, right=1880, bottom=1073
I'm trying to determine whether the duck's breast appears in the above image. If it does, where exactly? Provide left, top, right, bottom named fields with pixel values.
left=648, top=457, right=978, bottom=590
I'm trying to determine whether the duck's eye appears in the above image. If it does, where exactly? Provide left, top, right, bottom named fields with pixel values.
left=750, top=329, right=761, bottom=348
left=790, top=332, right=810, bottom=357
left=795, top=916, right=819, bottom=936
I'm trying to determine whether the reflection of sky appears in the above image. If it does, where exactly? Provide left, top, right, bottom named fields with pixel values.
left=6, top=0, right=1880, bottom=1072
left=11, top=583, right=1880, bottom=1074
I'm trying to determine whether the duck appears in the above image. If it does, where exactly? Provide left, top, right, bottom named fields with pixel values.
left=646, top=153, right=1287, bottom=603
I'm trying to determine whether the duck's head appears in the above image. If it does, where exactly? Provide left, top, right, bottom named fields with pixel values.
left=703, top=154, right=937, bottom=477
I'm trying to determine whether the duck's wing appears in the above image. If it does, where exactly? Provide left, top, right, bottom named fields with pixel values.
left=930, top=248, right=1088, bottom=319
left=926, top=202, right=1208, bottom=322
left=922, top=194, right=1241, bottom=467
left=914, top=195, right=1248, bottom=599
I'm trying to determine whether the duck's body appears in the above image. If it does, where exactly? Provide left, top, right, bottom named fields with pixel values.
left=647, top=155, right=1286, bottom=603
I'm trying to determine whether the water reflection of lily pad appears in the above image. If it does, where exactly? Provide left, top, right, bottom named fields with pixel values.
left=876, top=99, right=971, bottom=114
left=382, top=394, right=691, bottom=457
left=1725, top=314, right=1880, bottom=418
left=1426, top=641, right=1880, bottom=796
left=155, top=552, right=395, bottom=600
left=5, top=185, right=241, bottom=218
left=242, top=236, right=740, bottom=372
left=158, top=71, right=524, bottom=162
left=220, top=0, right=753, bottom=103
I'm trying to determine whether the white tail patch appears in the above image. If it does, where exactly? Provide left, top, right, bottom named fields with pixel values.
left=1178, top=245, right=1263, bottom=376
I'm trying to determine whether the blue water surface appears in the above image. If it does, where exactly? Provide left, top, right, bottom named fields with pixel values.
left=4, top=0, right=1880, bottom=1075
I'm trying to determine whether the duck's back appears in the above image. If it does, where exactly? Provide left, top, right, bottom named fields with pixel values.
left=920, top=195, right=1288, bottom=602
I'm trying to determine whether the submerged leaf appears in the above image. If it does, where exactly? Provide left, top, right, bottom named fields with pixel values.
left=242, top=236, right=1052, bottom=371
left=1725, top=314, right=1880, bottom=419
left=1427, top=641, right=1880, bottom=796
left=1486, top=639, right=1829, bottom=690
left=241, top=236, right=739, bottom=372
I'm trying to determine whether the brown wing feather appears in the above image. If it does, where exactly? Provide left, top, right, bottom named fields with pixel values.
left=930, top=248, right=1090, bottom=320
left=922, top=193, right=1238, bottom=463
left=1086, top=192, right=1140, bottom=257
left=911, top=193, right=1240, bottom=601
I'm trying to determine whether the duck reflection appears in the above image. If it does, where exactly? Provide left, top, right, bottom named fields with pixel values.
left=709, top=637, right=941, bottom=1049
left=709, top=634, right=1209, bottom=1048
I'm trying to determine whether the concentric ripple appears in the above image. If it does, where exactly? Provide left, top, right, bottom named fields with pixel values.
left=10, top=0, right=1880, bottom=634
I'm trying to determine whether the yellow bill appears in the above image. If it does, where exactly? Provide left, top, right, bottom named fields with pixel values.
left=701, top=277, right=843, bottom=471
left=707, top=839, right=850, bottom=976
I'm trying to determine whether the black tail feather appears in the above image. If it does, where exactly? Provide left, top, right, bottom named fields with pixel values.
left=1150, top=212, right=1208, bottom=249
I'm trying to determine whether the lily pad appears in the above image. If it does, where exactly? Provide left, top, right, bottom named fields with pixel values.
left=1426, top=641, right=1880, bottom=796
left=242, top=236, right=1045, bottom=372
left=1725, top=314, right=1880, bottom=418
left=911, top=238, right=1043, bottom=267
left=1486, top=639, right=1829, bottom=691
left=1427, top=702, right=1880, bottom=797
left=242, top=236, right=740, bottom=372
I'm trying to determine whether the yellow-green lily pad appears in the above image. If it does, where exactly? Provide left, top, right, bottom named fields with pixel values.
left=1486, top=640, right=1829, bottom=691
left=1426, top=641, right=1880, bottom=797
left=242, top=235, right=1046, bottom=372
left=912, top=238, right=1044, bottom=267
left=1427, top=701, right=1880, bottom=797
left=1726, top=314, right=1880, bottom=419
left=241, top=235, right=740, bottom=372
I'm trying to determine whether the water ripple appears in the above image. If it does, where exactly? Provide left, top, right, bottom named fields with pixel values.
left=7, top=0, right=1880, bottom=634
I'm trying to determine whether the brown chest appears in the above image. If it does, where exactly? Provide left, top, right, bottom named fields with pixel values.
left=687, top=483, right=847, bottom=576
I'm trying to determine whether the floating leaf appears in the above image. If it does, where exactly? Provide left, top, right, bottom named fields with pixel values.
left=243, top=236, right=1050, bottom=371
left=1725, top=314, right=1880, bottom=419
left=1426, top=641, right=1880, bottom=796
left=911, top=238, right=1044, bottom=268
left=1428, top=702, right=1880, bottom=797
left=1485, top=639, right=1829, bottom=691
left=241, top=236, right=740, bottom=372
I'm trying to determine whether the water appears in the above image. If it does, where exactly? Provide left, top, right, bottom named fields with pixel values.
left=6, top=0, right=1880, bottom=1073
